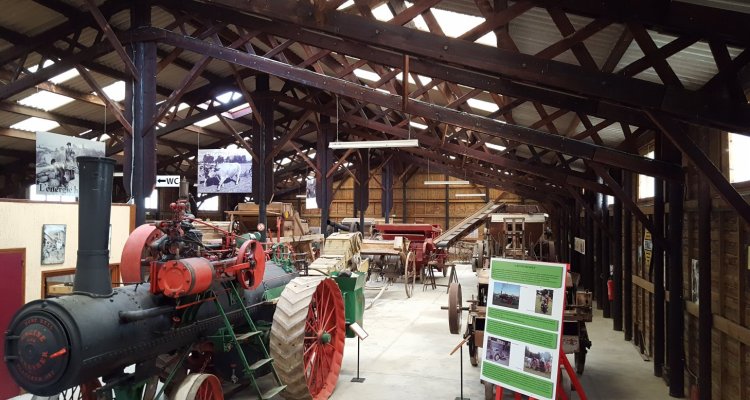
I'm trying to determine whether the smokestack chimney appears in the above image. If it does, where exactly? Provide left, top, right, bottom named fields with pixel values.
left=73, top=156, right=116, bottom=296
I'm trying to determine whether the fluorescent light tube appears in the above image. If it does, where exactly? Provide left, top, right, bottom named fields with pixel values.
left=329, top=139, right=418, bottom=149
left=295, top=195, right=307, bottom=198
left=423, top=180, right=470, bottom=185
left=455, top=193, right=486, bottom=197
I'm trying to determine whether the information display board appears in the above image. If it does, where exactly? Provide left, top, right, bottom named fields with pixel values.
left=480, top=258, right=567, bottom=400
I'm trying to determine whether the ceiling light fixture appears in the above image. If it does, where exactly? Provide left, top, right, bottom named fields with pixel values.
left=295, top=194, right=307, bottom=198
left=328, top=95, right=419, bottom=149
left=329, top=139, right=419, bottom=149
left=455, top=193, right=486, bottom=197
left=424, top=180, right=470, bottom=185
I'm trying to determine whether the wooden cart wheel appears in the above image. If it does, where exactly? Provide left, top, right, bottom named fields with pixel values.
left=173, top=373, right=224, bottom=400
left=271, top=277, right=345, bottom=400
left=404, top=251, right=416, bottom=298
left=448, top=282, right=462, bottom=334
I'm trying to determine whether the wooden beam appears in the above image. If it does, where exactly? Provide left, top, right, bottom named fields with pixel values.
left=82, top=0, right=139, bottom=80
left=75, top=66, right=132, bottom=134
left=201, top=0, right=749, bottom=131
left=139, top=27, right=683, bottom=181
left=648, top=111, right=750, bottom=226
left=168, top=0, right=656, bottom=129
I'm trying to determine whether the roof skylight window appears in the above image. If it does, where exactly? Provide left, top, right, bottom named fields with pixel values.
left=11, top=117, right=60, bottom=132
left=18, top=91, right=74, bottom=111
left=194, top=115, right=220, bottom=127
left=100, top=81, right=125, bottom=102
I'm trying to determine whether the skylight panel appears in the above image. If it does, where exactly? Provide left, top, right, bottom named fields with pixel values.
left=372, top=3, right=393, bottom=21
left=11, top=117, right=60, bottom=132
left=27, top=60, right=55, bottom=73
left=431, top=8, right=483, bottom=38
left=194, top=115, right=220, bottom=127
left=18, top=91, right=74, bottom=111
left=49, top=68, right=80, bottom=84
left=100, top=81, right=125, bottom=101
left=215, top=91, right=241, bottom=104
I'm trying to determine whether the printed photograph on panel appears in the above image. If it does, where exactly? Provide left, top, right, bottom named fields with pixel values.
left=197, top=148, right=252, bottom=193
left=485, top=337, right=512, bottom=366
left=534, top=289, right=554, bottom=316
left=523, top=345, right=553, bottom=379
left=41, top=224, right=66, bottom=265
left=36, top=131, right=105, bottom=197
left=492, top=282, right=521, bottom=309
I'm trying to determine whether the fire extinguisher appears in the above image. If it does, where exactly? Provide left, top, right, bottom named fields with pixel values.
left=607, top=276, right=615, bottom=301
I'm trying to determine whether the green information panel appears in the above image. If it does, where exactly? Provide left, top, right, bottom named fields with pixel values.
left=480, top=257, right=568, bottom=400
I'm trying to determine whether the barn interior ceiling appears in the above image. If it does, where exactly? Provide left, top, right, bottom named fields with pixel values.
left=0, top=0, right=748, bottom=211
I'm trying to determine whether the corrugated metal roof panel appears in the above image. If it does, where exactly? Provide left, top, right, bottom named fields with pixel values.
left=0, top=0, right=66, bottom=36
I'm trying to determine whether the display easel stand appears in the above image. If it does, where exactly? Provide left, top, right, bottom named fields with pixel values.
left=492, top=349, right=587, bottom=400
left=450, top=337, right=470, bottom=400
left=351, top=338, right=365, bottom=383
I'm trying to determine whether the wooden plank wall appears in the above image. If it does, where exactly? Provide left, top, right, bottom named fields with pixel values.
left=288, top=172, right=526, bottom=232
left=628, top=129, right=750, bottom=397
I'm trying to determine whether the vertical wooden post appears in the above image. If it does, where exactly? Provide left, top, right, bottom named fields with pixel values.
left=584, top=191, right=595, bottom=291
left=317, top=115, right=333, bottom=236
left=698, top=170, right=712, bottom=399
left=613, top=169, right=623, bottom=331
left=623, top=170, right=633, bottom=341
left=594, top=192, right=603, bottom=310
left=382, top=158, right=393, bottom=223
left=444, top=174, right=450, bottom=230
left=601, top=190, right=611, bottom=318
left=251, top=74, right=273, bottom=242
left=126, top=0, right=156, bottom=227
left=665, top=139, right=685, bottom=397
left=653, top=134, right=665, bottom=377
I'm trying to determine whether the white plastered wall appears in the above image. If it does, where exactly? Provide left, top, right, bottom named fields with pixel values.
left=0, top=200, right=133, bottom=302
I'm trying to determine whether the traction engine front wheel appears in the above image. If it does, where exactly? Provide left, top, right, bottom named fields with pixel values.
left=270, top=277, right=346, bottom=400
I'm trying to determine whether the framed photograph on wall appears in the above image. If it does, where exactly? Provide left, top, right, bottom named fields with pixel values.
left=41, top=224, right=66, bottom=265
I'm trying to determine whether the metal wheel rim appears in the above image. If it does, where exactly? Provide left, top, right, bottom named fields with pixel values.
left=448, top=282, right=462, bottom=334
left=304, top=280, right=346, bottom=399
left=175, top=373, right=224, bottom=400
left=120, top=224, right=163, bottom=283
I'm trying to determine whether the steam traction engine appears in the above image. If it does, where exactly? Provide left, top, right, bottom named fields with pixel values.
left=4, top=157, right=363, bottom=400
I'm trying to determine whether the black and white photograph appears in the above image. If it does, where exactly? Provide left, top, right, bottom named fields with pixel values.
left=485, top=337, right=511, bottom=366
left=197, top=148, right=252, bottom=193
left=36, top=131, right=105, bottom=197
left=305, top=177, right=318, bottom=209
left=41, top=224, right=66, bottom=265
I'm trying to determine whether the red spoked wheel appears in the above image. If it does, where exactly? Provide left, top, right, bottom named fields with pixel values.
left=173, top=373, right=224, bottom=400
left=120, top=224, right=163, bottom=283
left=270, top=277, right=346, bottom=400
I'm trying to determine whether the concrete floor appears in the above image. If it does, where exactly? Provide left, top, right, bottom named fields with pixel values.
left=327, top=264, right=673, bottom=400
left=11, top=264, right=673, bottom=400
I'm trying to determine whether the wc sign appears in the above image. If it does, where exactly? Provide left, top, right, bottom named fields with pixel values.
left=156, top=175, right=181, bottom=188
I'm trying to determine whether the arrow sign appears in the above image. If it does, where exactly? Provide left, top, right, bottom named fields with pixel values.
left=156, top=175, right=181, bottom=188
